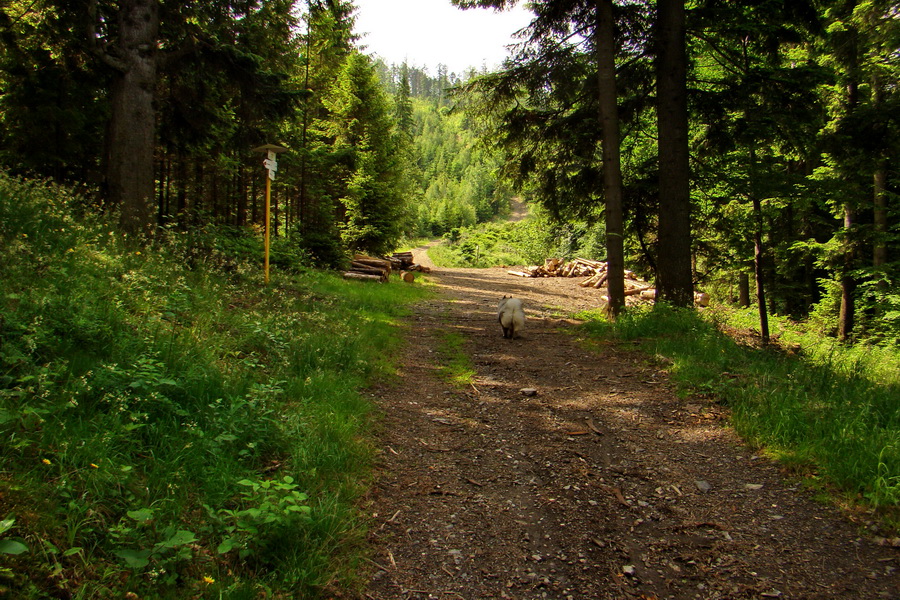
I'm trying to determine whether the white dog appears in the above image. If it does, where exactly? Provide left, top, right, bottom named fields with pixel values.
left=497, top=296, right=525, bottom=339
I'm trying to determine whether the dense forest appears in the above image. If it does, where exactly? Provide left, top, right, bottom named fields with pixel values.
left=0, top=0, right=510, bottom=263
left=456, top=0, right=899, bottom=341
left=2, top=0, right=897, bottom=343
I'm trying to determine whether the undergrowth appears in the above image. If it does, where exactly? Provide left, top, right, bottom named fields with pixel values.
left=0, top=174, right=430, bottom=598
left=577, top=303, right=900, bottom=526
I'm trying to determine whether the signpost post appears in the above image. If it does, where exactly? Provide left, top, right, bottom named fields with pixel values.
left=252, top=144, right=287, bottom=284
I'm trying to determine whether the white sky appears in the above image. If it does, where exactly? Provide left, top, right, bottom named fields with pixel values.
left=352, top=0, right=534, bottom=75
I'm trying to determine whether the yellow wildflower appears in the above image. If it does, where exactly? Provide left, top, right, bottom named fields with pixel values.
left=42, top=458, right=51, bottom=465
left=90, top=463, right=99, bottom=469
left=203, top=576, right=215, bottom=584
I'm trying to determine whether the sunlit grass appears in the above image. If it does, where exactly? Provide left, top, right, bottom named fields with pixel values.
left=435, top=330, right=477, bottom=386
left=577, top=302, right=900, bottom=524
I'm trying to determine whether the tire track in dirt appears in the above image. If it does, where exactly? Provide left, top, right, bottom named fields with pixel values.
left=363, top=246, right=899, bottom=600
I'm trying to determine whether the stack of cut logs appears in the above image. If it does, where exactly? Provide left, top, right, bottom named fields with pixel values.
left=507, top=257, right=638, bottom=283
left=508, top=257, right=709, bottom=306
left=342, top=252, right=431, bottom=283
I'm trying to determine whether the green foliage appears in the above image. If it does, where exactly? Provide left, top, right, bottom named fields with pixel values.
left=210, top=477, right=311, bottom=560
left=0, top=173, right=430, bottom=597
left=428, top=206, right=610, bottom=270
left=0, top=519, right=28, bottom=556
left=111, top=508, right=198, bottom=575
left=456, top=0, right=900, bottom=347
left=578, top=303, right=900, bottom=518
left=323, top=52, right=407, bottom=256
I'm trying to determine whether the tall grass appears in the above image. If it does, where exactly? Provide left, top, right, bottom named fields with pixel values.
left=0, top=173, right=430, bottom=598
left=578, top=303, right=900, bottom=519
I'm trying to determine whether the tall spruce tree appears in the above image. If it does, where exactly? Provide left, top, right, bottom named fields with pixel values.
left=0, top=0, right=306, bottom=237
left=691, top=0, right=825, bottom=343
left=455, top=0, right=636, bottom=313
left=655, top=0, right=693, bottom=307
left=323, top=52, right=406, bottom=255
left=88, top=0, right=160, bottom=237
left=595, top=0, right=627, bottom=316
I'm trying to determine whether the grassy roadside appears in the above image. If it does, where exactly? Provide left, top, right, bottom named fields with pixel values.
left=0, top=174, right=430, bottom=598
left=577, top=303, right=900, bottom=527
left=435, top=329, right=477, bottom=387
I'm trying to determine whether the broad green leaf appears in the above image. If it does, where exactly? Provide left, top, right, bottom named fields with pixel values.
left=115, top=548, right=151, bottom=569
left=0, top=519, right=14, bottom=535
left=217, top=538, right=235, bottom=554
left=0, top=540, right=28, bottom=555
left=157, top=530, right=197, bottom=549
left=127, top=508, right=154, bottom=523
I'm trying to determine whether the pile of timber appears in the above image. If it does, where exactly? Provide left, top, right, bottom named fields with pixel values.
left=343, top=255, right=392, bottom=283
left=387, top=251, right=431, bottom=274
left=507, top=257, right=635, bottom=281
left=508, top=257, right=710, bottom=306
left=342, top=252, right=431, bottom=283
left=389, top=251, right=415, bottom=270
left=389, top=251, right=432, bottom=278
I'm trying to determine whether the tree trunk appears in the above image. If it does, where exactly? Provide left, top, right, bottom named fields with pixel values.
left=176, top=151, right=187, bottom=223
left=874, top=164, right=887, bottom=267
left=273, top=186, right=280, bottom=238
left=749, top=145, right=770, bottom=345
left=837, top=37, right=860, bottom=342
left=106, top=0, right=160, bottom=238
left=873, top=76, right=887, bottom=269
left=655, top=0, right=694, bottom=307
left=838, top=205, right=856, bottom=341
left=738, top=271, right=750, bottom=307
left=595, top=0, right=625, bottom=318
left=237, top=163, right=248, bottom=227
left=158, top=150, right=169, bottom=223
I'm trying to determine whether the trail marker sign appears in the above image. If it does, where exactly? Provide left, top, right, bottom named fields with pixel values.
left=251, top=144, right=287, bottom=284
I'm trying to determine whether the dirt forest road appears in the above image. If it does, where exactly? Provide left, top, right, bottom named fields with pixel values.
left=363, top=245, right=899, bottom=600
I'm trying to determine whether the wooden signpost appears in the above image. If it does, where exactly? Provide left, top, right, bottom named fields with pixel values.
left=251, top=144, right=287, bottom=284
